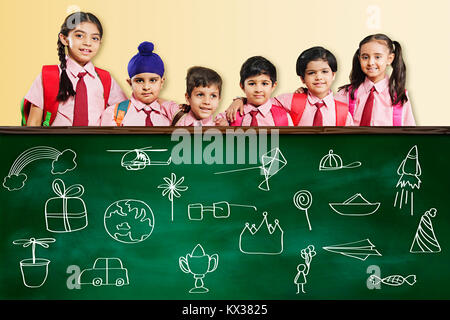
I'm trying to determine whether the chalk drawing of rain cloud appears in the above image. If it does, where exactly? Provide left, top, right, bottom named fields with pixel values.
left=3, top=146, right=77, bottom=191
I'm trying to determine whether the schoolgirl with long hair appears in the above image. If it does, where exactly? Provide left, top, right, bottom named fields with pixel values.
left=24, top=12, right=126, bottom=126
left=336, top=34, right=415, bottom=126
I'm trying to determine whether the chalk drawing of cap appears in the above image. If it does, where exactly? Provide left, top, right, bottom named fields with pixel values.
left=319, top=149, right=361, bottom=171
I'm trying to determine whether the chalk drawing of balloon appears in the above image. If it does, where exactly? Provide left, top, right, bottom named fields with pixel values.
left=3, top=146, right=77, bottom=191
left=104, top=199, right=155, bottom=244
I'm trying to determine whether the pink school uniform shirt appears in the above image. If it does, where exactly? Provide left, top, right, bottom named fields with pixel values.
left=216, top=98, right=294, bottom=126
left=334, top=76, right=416, bottom=126
left=101, top=95, right=171, bottom=126
left=25, top=57, right=126, bottom=126
left=273, top=91, right=353, bottom=126
left=161, top=101, right=215, bottom=126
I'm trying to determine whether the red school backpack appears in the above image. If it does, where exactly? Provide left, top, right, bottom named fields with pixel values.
left=21, top=65, right=112, bottom=126
left=348, top=86, right=403, bottom=126
left=289, top=93, right=349, bottom=126
left=230, top=104, right=289, bottom=126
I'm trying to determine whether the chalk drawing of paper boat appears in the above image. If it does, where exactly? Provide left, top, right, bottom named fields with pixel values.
left=329, top=193, right=380, bottom=216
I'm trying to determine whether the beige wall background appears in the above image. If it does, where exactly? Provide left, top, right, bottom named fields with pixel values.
left=1, top=0, right=449, bottom=125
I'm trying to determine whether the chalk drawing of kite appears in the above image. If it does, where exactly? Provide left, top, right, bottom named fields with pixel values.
left=3, top=146, right=77, bottom=191
left=214, top=148, right=287, bottom=191
left=106, top=146, right=171, bottom=170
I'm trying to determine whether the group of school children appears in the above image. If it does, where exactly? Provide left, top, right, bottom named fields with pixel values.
left=23, top=12, right=416, bottom=127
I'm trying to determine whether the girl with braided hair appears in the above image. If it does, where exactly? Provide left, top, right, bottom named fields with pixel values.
left=24, top=12, right=126, bottom=126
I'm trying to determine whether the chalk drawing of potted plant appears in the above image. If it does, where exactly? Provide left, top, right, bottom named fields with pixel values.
left=12, top=237, right=55, bottom=288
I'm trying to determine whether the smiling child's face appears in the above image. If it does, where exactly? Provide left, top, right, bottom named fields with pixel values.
left=127, top=73, right=164, bottom=105
left=241, top=74, right=277, bottom=107
left=359, top=40, right=394, bottom=83
left=186, top=85, right=220, bottom=120
left=59, top=22, right=101, bottom=67
left=301, top=59, right=335, bottom=99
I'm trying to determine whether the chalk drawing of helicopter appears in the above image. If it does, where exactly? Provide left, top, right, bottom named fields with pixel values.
left=107, top=147, right=172, bottom=170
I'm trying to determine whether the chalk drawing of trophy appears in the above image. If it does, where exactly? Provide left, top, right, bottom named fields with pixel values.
left=179, top=244, right=219, bottom=293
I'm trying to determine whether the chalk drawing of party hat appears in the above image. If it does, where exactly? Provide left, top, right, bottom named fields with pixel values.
left=410, top=208, right=441, bottom=253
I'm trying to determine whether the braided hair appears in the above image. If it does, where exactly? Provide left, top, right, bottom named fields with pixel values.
left=56, top=12, right=103, bottom=102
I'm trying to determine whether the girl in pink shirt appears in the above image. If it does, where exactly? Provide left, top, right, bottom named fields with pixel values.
left=336, top=34, right=415, bottom=126
left=24, top=12, right=126, bottom=126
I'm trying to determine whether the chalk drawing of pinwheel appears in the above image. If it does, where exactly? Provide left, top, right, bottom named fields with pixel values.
left=158, top=173, right=189, bottom=222
left=3, top=146, right=77, bottom=191
left=214, top=148, right=287, bottom=191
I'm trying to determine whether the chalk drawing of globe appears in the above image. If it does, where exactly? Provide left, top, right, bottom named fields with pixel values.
left=104, top=199, right=155, bottom=244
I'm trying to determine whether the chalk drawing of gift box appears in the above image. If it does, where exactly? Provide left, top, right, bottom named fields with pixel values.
left=45, top=179, right=88, bottom=233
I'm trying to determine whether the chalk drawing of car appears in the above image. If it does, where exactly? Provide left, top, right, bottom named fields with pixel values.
left=78, top=257, right=129, bottom=287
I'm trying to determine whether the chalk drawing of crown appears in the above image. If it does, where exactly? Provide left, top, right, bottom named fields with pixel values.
left=239, top=212, right=284, bottom=255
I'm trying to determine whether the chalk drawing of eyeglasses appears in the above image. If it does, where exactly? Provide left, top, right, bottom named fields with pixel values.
left=188, top=201, right=257, bottom=221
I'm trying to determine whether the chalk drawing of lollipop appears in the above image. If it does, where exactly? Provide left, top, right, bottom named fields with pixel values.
left=293, top=190, right=313, bottom=231
left=3, top=146, right=77, bottom=191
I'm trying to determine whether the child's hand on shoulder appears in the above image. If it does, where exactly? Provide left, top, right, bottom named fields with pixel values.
left=225, top=97, right=246, bottom=122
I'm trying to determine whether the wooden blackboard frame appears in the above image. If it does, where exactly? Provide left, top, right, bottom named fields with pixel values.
left=0, top=126, right=449, bottom=135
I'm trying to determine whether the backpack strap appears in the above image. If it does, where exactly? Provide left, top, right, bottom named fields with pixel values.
left=39, top=65, right=61, bottom=126
left=94, top=67, right=112, bottom=109
left=335, top=100, right=349, bottom=126
left=348, top=86, right=357, bottom=117
left=171, top=104, right=190, bottom=126
left=113, top=100, right=131, bottom=126
left=289, top=93, right=308, bottom=126
left=21, top=65, right=60, bottom=126
left=392, top=103, right=402, bottom=126
left=230, top=111, right=244, bottom=126
left=270, top=105, right=289, bottom=126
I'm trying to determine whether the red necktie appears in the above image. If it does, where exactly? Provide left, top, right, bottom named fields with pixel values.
left=360, top=86, right=375, bottom=126
left=313, top=102, right=324, bottom=126
left=144, top=108, right=154, bottom=126
left=250, top=110, right=259, bottom=126
left=73, top=72, right=88, bottom=126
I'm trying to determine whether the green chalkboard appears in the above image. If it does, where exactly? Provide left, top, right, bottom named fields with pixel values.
left=0, top=127, right=449, bottom=300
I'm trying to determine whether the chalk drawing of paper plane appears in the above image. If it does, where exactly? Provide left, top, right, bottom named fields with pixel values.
left=107, top=147, right=171, bottom=171
left=214, top=148, right=287, bottom=191
left=323, top=239, right=382, bottom=261
left=329, top=193, right=380, bottom=216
